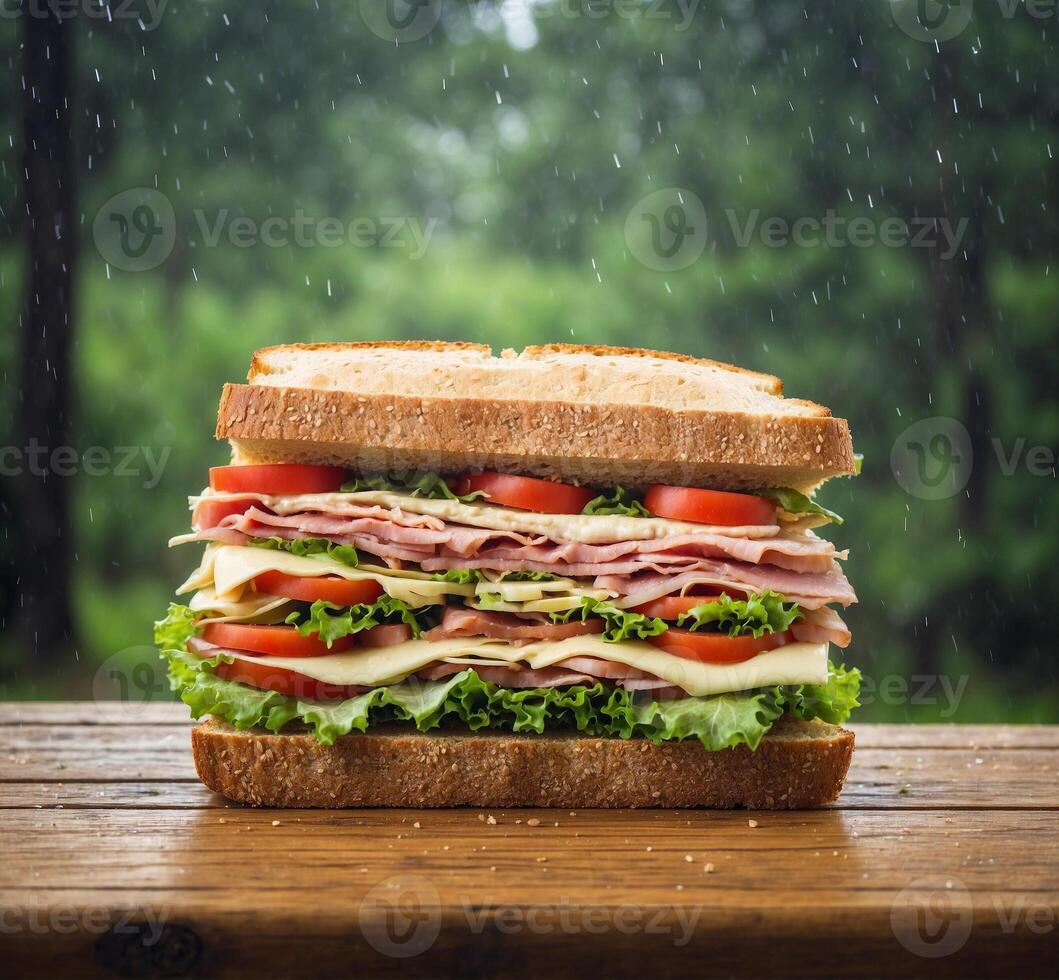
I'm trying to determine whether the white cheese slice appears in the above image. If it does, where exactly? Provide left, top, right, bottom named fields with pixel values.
left=191, top=488, right=784, bottom=544
left=176, top=546, right=611, bottom=615
left=221, top=639, right=828, bottom=696
left=176, top=544, right=474, bottom=606
left=188, top=587, right=290, bottom=622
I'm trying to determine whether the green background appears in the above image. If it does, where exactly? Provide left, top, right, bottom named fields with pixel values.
left=1, top=1, right=1056, bottom=721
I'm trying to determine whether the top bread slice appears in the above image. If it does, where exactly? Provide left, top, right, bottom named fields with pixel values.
left=215, top=342, right=855, bottom=492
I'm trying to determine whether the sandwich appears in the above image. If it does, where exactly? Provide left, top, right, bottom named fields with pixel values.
left=155, top=342, right=860, bottom=808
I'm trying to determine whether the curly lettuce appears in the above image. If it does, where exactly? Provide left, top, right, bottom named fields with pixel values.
left=162, top=643, right=860, bottom=748
left=431, top=569, right=558, bottom=584
left=582, top=486, right=651, bottom=518
left=676, top=591, right=801, bottom=638
left=340, top=470, right=484, bottom=503
left=760, top=487, right=844, bottom=525
left=155, top=603, right=861, bottom=749
left=247, top=536, right=360, bottom=567
left=285, top=595, right=427, bottom=644
left=549, top=597, right=667, bottom=643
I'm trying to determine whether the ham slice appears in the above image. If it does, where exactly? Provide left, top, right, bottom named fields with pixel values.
left=597, top=563, right=857, bottom=610
left=423, top=606, right=603, bottom=643
left=792, top=605, right=852, bottom=648
left=191, top=505, right=839, bottom=574
left=417, top=662, right=598, bottom=688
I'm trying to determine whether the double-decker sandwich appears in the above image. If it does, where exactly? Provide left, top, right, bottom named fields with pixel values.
left=156, top=342, right=860, bottom=808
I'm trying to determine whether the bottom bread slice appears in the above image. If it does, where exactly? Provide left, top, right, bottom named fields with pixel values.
left=191, top=715, right=854, bottom=809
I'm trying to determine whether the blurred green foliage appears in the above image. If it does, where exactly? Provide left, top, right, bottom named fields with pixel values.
left=0, top=1, right=1056, bottom=720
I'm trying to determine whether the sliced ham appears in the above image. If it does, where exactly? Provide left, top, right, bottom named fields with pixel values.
left=597, top=563, right=857, bottom=610
left=191, top=505, right=839, bottom=574
left=451, top=532, right=842, bottom=575
left=417, top=662, right=598, bottom=688
left=423, top=606, right=604, bottom=643
left=792, top=605, right=852, bottom=648
left=359, top=624, right=414, bottom=647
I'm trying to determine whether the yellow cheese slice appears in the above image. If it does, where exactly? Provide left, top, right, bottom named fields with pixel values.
left=175, top=544, right=474, bottom=606
left=220, top=639, right=828, bottom=696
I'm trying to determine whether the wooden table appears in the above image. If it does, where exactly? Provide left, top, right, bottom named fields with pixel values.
left=1, top=704, right=1056, bottom=978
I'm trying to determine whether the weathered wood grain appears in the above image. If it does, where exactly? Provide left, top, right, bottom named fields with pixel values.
left=0, top=705, right=1056, bottom=978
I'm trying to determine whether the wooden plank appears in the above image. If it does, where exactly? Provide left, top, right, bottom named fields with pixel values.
left=1, top=809, right=1056, bottom=978
left=852, top=724, right=1059, bottom=750
left=3, top=720, right=1058, bottom=809
left=1, top=747, right=1057, bottom=810
left=0, top=702, right=192, bottom=726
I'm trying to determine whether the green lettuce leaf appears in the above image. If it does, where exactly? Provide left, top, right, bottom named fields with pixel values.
left=248, top=536, right=360, bottom=567
left=760, top=487, right=844, bottom=525
left=676, top=591, right=801, bottom=638
left=582, top=485, right=651, bottom=518
left=550, top=597, right=667, bottom=643
left=153, top=603, right=200, bottom=651
left=163, top=647, right=860, bottom=749
left=285, top=595, right=427, bottom=644
left=431, top=568, right=486, bottom=584
left=431, top=569, right=558, bottom=584
left=340, top=470, right=484, bottom=503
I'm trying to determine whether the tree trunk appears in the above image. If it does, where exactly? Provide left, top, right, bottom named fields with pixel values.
left=14, top=5, right=78, bottom=679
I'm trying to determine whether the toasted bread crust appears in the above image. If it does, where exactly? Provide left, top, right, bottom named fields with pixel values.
left=216, top=383, right=854, bottom=492
left=191, top=717, right=854, bottom=809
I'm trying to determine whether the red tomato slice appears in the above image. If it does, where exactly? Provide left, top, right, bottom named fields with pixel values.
left=209, top=464, right=347, bottom=495
left=211, top=656, right=364, bottom=701
left=201, top=622, right=352, bottom=657
left=455, top=471, right=596, bottom=514
left=630, top=594, right=724, bottom=619
left=643, top=484, right=776, bottom=526
left=254, top=571, right=383, bottom=606
left=192, top=498, right=252, bottom=530
left=648, top=628, right=793, bottom=664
